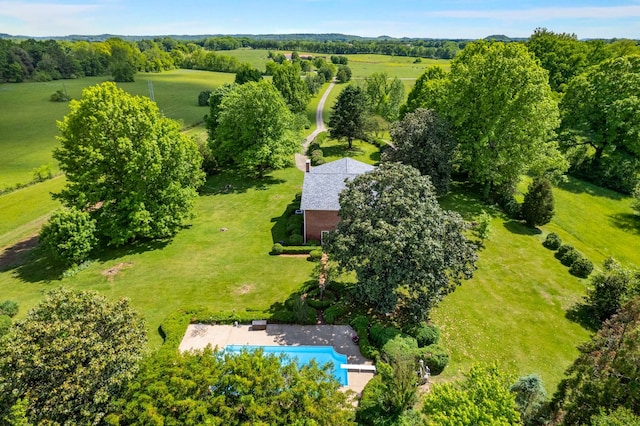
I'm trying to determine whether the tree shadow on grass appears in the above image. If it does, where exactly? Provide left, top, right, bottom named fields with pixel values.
left=556, top=177, right=626, bottom=201
left=565, top=302, right=600, bottom=332
left=439, top=182, right=495, bottom=220
left=321, top=143, right=364, bottom=159
left=271, top=194, right=302, bottom=245
left=608, top=213, right=640, bottom=235
left=503, top=220, right=542, bottom=236
left=6, top=237, right=172, bottom=284
left=198, top=171, right=286, bottom=196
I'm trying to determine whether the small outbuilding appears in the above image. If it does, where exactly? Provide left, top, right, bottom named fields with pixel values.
left=300, top=158, right=374, bottom=243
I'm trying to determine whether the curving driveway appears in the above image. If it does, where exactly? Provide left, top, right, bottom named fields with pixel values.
left=295, top=80, right=336, bottom=171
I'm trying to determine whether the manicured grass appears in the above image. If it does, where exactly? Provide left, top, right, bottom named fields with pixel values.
left=0, top=70, right=234, bottom=189
left=315, top=136, right=381, bottom=165
left=0, top=167, right=314, bottom=348
left=344, top=54, right=449, bottom=79
left=215, top=48, right=272, bottom=71
left=433, top=178, right=640, bottom=391
left=0, top=177, right=65, bottom=248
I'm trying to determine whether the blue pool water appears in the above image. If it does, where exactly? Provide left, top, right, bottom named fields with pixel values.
left=225, top=345, right=349, bottom=386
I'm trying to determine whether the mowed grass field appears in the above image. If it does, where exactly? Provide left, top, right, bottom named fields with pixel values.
left=0, top=167, right=315, bottom=347
left=218, top=48, right=448, bottom=79
left=0, top=70, right=234, bottom=189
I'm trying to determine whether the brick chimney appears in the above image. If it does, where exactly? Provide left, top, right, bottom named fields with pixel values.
left=305, top=159, right=311, bottom=173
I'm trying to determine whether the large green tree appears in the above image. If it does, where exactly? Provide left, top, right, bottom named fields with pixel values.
left=422, top=363, right=522, bottom=425
left=0, top=288, right=147, bottom=425
left=400, top=65, right=447, bottom=117
left=109, top=347, right=355, bottom=425
left=444, top=40, right=564, bottom=198
left=552, top=297, right=640, bottom=425
left=272, top=60, right=310, bottom=114
left=385, top=108, right=456, bottom=195
left=521, top=177, right=555, bottom=228
left=560, top=55, right=640, bottom=193
left=212, top=80, right=301, bottom=176
left=234, top=62, right=262, bottom=84
left=329, top=84, right=369, bottom=149
left=326, top=163, right=477, bottom=324
left=363, top=72, right=405, bottom=121
left=526, top=28, right=591, bottom=92
left=54, top=82, right=205, bottom=246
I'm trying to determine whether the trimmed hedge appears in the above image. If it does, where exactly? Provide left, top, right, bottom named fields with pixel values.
left=308, top=249, right=323, bottom=262
left=369, top=324, right=402, bottom=348
left=558, top=246, right=581, bottom=266
left=289, top=234, right=304, bottom=245
left=569, top=256, right=594, bottom=278
left=306, top=289, right=335, bottom=309
left=324, top=303, right=348, bottom=324
left=543, top=232, right=562, bottom=250
left=406, top=323, right=440, bottom=347
left=350, top=315, right=379, bottom=360
left=271, top=245, right=315, bottom=255
left=416, top=344, right=449, bottom=375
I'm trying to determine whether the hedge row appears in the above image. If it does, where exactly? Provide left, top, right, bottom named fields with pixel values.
left=350, top=315, right=380, bottom=360
left=271, top=244, right=315, bottom=255
left=544, top=234, right=594, bottom=279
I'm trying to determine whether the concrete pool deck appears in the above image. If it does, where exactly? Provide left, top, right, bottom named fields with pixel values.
left=179, top=323, right=375, bottom=394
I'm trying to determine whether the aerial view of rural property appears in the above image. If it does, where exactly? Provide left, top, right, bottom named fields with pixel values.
left=1, top=0, right=639, bottom=424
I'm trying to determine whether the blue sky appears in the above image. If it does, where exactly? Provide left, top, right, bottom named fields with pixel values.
left=1, top=0, right=639, bottom=39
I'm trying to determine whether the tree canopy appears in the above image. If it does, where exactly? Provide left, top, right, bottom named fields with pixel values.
left=272, top=60, right=311, bottom=114
left=109, top=347, right=355, bottom=425
left=326, top=162, right=477, bottom=324
left=443, top=40, right=564, bottom=197
left=54, top=82, right=204, bottom=246
left=212, top=80, right=301, bottom=176
left=385, top=108, right=456, bottom=195
left=560, top=55, right=640, bottom=193
left=422, top=363, right=522, bottom=425
left=0, top=288, right=147, bottom=425
left=400, top=65, right=447, bottom=117
left=234, top=62, right=263, bottom=84
left=329, top=84, right=369, bottom=149
left=362, top=72, right=405, bottom=121
left=552, top=297, right=640, bottom=425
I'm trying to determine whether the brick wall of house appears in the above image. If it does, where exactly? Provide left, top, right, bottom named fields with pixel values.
left=305, top=210, right=340, bottom=242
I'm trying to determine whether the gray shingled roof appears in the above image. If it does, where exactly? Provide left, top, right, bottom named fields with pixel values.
left=300, top=158, right=375, bottom=211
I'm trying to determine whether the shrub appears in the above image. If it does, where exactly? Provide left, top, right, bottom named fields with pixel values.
left=310, top=149, right=325, bottom=166
left=32, top=164, right=53, bottom=183
left=39, top=207, right=97, bottom=267
left=287, top=214, right=304, bottom=235
left=0, top=300, right=19, bottom=318
left=305, top=239, right=321, bottom=246
left=198, top=90, right=212, bottom=106
left=50, top=89, right=70, bottom=102
left=570, top=256, right=594, bottom=278
left=381, top=335, right=419, bottom=360
left=350, top=315, right=379, bottom=359
left=369, top=324, right=402, bottom=348
left=408, top=323, right=440, bottom=347
left=271, top=243, right=284, bottom=255
left=558, top=245, right=580, bottom=266
left=496, top=194, right=522, bottom=219
left=308, top=249, right=323, bottom=262
left=323, top=303, right=348, bottom=324
left=415, top=344, right=449, bottom=375
left=543, top=232, right=562, bottom=250
left=288, top=234, right=304, bottom=245
left=0, top=315, right=12, bottom=337
left=522, top=177, right=555, bottom=227
left=306, top=289, right=335, bottom=309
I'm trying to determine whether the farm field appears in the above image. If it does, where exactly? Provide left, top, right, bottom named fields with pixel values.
left=217, top=48, right=448, bottom=79
left=0, top=70, right=234, bottom=190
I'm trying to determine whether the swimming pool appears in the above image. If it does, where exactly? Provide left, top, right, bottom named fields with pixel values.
left=225, top=345, right=349, bottom=386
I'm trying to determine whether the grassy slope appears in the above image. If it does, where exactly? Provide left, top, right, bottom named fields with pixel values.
left=0, top=167, right=314, bottom=347
left=433, top=179, right=638, bottom=390
left=0, top=70, right=234, bottom=189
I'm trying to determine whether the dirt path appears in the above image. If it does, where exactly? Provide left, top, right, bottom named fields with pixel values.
left=295, top=80, right=336, bottom=171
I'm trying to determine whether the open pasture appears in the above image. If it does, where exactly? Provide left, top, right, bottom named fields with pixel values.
left=0, top=70, right=233, bottom=190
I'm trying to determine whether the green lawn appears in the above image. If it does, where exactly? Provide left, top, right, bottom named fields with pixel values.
left=0, top=70, right=234, bottom=190
left=344, top=54, right=449, bottom=79
left=433, top=178, right=639, bottom=391
left=0, top=167, right=314, bottom=348
left=0, top=177, right=65, bottom=248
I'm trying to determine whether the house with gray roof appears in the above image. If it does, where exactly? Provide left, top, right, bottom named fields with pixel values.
left=300, top=158, right=375, bottom=243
